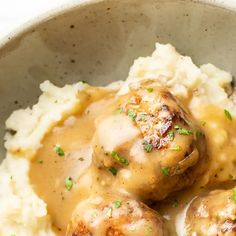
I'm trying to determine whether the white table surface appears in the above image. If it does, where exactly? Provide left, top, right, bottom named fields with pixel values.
left=0, top=0, right=84, bottom=39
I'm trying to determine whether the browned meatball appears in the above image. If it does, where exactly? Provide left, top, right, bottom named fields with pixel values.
left=92, top=82, right=208, bottom=201
left=185, top=188, right=236, bottom=236
left=66, top=193, right=168, bottom=236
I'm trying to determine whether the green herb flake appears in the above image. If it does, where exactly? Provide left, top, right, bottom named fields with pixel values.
left=127, top=109, right=137, bottom=121
left=142, top=140, right=153, bottom=153
left=201, top=121, right=206, bottom=126
left=111, top=151, right=129, bottom=166
left=224, top=109, right=232, bottom=121
left=78, top=157, right=84, bottom=161
left=179, top=128, right=193, bottom=135
left=38, top=160, right=43, bottom=164
left=10, top=176, right=13, bottom=181
left=65, top=177, right=73, bottom=191
left=106, top=207, right=113, bottom=218
left=147, top=88, right=154, bottom=93
left=161, top=167, right=170, bottom=176
left=146, top=226, right=153, bottom=233
left=170, top=145, right=181, bottom=151
left=233, top=188, right=236, bottom=203
left=172, top=199, right=179, bottom=208
left=174, top=125, right=193, bottom=135
left=113, top=107, right=124, bottom=115
left=109, top=167, right=118, bottom=176
left=140, top=113, right=147, bottom=122
left=196, top=130, right=205, bottom=138
left=55, top=145, right=65, bottom=156
left=113, top=200, right=122, bottom=208
left=168, top=131, right=175, bottom=141
left=229, top=174, right=235, bottom=180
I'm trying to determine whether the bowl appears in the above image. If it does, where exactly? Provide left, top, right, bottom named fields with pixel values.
left=0, top=0, right=236, bottom=158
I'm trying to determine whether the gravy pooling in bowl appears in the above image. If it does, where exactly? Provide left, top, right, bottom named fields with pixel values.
left=2, top=43, right=236, bottom=236
left=30, top=84, right=236, bottom=235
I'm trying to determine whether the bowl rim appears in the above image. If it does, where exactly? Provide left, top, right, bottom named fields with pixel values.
left=0, top=0, right=236, bottom=49
left=0, top=0, right=102, bottom=48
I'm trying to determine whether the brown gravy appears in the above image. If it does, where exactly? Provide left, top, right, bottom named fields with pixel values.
left=30, top=88, right=236, bottom=235
left=30, top=88, right=116, bottom=235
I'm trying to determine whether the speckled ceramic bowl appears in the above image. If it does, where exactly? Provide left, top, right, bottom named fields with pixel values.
left=0, top=0, right=236, bottom=158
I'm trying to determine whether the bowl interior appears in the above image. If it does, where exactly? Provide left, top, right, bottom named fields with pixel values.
left=0, top=0, right=236, bottom=158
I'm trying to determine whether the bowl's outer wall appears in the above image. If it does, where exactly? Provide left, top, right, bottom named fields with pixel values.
left=0, top=0, right=236, bottom=159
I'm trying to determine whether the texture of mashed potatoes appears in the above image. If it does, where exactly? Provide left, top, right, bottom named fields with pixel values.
left=0, top=43, right=235, bottom=235
left=119, top=43, right=234, bottom=114
left=0, top=81, right=88, bottom=236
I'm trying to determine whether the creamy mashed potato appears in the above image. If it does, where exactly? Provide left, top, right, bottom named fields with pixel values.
left=0, top=43, right=235, bottom=235
left=0, top=81, right=88, bottom=235
left=119, top=43, right=234, bottom=113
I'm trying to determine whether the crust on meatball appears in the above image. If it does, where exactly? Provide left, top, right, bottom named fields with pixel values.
left=185, top=188, right=236, bottom=236
left=66, top=193, right=168, bottom=236
left=92, top=82, right=208, bottom=201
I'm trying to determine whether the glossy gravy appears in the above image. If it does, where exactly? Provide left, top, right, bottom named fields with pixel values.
left=30, top=88, right=116, bottom=234
left=30, top=88, right=236, bottom=235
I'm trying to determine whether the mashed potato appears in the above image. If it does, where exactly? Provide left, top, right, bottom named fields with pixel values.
left=0, top=43, right=235, bottom=235
left=0, top=81, right=88, bottom=235
left=119, top=43, right=234, bottom=114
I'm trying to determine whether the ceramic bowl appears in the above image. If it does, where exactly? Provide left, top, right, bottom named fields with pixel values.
left=0, top=0, right=236, bottom=158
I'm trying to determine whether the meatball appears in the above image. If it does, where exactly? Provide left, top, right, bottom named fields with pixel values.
left=92, top=82, right=208, bottom=201
left=66, top=193, right=168, bottom=236
left=184, top=188, right=236, bottom=236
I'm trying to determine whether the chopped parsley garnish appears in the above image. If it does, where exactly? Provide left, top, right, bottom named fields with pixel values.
left=38, top=160, right=43, bottom=164
left=140, top=113, right=147, bottom=122
left=113, top=107, right=124, bottom=115
left=106, top=207, right=113, bottom=217
left=168, top=131, right=175, bottom=141
left=147, top=88, right=154, bottom=93
left=174, top=125, right=193, bottom=135
left=142, top=140, right=153, bottom=153
left=111, top=151, right=129, bottom=166
left=55, top=145, right=65, bottom=156
left=170, top=145, right=181, bottom=151
left=224, top=109, right=232, bottom=121
left=78, top=157, right=84, bottom=161
left=113, top=200, right=122, bottom=208
left=109, top=167, right=118, bottom=176
left=127, top=109, right=137, bottom=121
left=146, top=226, right=153, bottom=233
left=196, top=130, right=205, bottom=138
left=233, top=188, right=236, bottom=203
left=172, top=199, right=179, bottom=208
left=229, top=174, right=235, bottom=180
left=161, top=167, right=170, bottom=176
left=201, top=121, right=206, bottom=126
left=65, top=177, right=73, bottom=191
